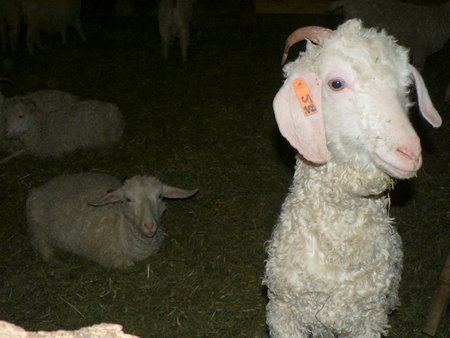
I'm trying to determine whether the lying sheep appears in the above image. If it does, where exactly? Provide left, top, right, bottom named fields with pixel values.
left=27, top=172, right=198, bottom=269
left=158, top=0, right=195, bottom=62
left=20, top=0, right=86, bottom=54
left=264, top=19, right=442, bottom=338
left=0, top=0, right=21, bottom=54
left=0, top=81, right=23, bottom=153
left=330, top=0, right=450, bottom=69
left=0, top=89, right=79, bottom=156
left=0, top=91, right=124, bottom=162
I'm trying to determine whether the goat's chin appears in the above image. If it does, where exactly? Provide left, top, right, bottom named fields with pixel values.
left=371, top=153, right=420, bottom=179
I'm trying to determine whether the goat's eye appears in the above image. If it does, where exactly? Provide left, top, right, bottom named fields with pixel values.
left=328, top=78, right=345, bottom=91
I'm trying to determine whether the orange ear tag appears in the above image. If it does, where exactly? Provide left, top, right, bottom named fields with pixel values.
left=293, top=77, right=318, bottom=117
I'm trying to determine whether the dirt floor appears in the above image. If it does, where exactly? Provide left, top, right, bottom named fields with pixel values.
left=0, top=1, right=448, bottom=337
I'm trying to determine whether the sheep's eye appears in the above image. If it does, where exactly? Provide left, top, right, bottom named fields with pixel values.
left=328, top=78, right=345, bottom=91
left=125, top=197, right=132, bottom=202
left=18, top=115, right=23, bottom=119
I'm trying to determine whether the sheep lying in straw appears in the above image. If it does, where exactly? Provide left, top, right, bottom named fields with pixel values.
left=0, top=90, right=124, bottom=163
left=27, top=172, right=198, bottom=269
left=263, top=19, right=442, bottom=338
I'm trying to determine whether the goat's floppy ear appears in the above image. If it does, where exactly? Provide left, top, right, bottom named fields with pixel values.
left=88, top=188, right=124, bottom=206
left=273, top=69, right=328, bottom=163
left=409, top=65, right=442, bottom=128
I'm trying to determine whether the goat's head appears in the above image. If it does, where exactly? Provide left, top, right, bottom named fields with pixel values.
left=274, top=19, right=442, bottom=179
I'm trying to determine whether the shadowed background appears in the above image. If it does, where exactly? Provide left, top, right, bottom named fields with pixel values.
left=0, top=1, right=448, bottom=337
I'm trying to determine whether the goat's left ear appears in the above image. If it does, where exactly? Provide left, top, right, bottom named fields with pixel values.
left=409, top=65, right=442, bottom=128
left=273, top=69, right=328, bottom=163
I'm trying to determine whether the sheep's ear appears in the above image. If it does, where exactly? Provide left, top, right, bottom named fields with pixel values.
left=88, top=188, right=124, bottom=206
left=162, top=185, right=198, bottom=199
left=273, top=69, right=328, bottom=163
left=409, top=65, right=442, bottom=128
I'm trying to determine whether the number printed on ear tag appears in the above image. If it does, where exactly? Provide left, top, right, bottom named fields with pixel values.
left=293, top=77, right=318, bottom=117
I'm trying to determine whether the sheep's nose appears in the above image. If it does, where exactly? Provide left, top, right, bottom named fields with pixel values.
left=144, top=222, right=156, bottom=237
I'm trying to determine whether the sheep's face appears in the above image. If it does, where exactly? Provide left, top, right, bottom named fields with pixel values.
left=121, top=176, right=167, bottom=238
left=4, top=99, right=37, bottom=139
left=89, top=176, right=198, bottom=238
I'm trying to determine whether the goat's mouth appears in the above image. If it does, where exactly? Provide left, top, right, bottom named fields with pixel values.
left=371, top=152, right=421, bottom=179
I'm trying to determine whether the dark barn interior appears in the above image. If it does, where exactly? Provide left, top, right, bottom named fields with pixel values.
left=0, top=0, right=449, bottom=337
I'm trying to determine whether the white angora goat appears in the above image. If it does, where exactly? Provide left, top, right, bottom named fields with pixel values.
left=263, top=19, right=442, bottom=338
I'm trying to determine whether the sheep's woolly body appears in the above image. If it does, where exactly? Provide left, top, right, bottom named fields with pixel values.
left=4, top=96, right=124, bottom=157
left=331, top=0, right=450, bottom=68
left=27, top=173, right=165, bottom=269
left=25, top=100, right=123, bottom=157
left=265, top=159, right=402, bottom=337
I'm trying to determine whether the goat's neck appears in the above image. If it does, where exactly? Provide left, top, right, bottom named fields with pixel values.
left=293, top=156, right=393, bottom=198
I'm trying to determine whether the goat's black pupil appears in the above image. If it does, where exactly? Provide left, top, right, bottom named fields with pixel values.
left=332, top=81, right=342, bottom=89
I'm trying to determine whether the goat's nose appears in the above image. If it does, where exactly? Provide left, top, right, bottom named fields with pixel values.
left=396, top=139, right=422, bottom=167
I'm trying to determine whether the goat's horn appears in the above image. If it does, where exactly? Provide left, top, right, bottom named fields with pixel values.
left=281, top=26, right=332, bottom=64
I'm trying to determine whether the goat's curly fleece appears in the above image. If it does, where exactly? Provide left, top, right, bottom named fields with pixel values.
left=264, top=159, right=402, bottom=337
left=263, top=19, right=422, bottom=337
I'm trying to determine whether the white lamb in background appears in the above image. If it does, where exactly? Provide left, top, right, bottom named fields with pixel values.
left=158, top=0, right=195, bottom=62
left=19, top=0, right=86, bottom=54
left=330, top=0, right=450, bottom=69
left=27, top=172, right=198, bottom=269
left=0, top=91, right=124, bottom=163
left=264, top=19, right=442, bottom=338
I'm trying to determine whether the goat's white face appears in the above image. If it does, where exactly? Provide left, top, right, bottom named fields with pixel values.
left=320, top=53, right=423, bottom=178
left=274, top=19, right=441, bottom=179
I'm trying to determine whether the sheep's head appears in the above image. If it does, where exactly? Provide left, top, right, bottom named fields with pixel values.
left=89, top=176, right=198, bottom=238
left=274, top=19, right=442, bottom=179
left=3, top=98, right=39, bottom=139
